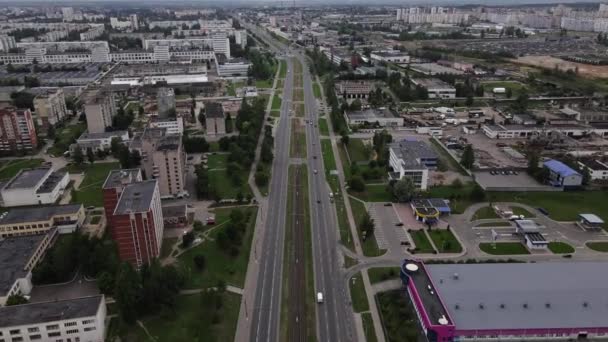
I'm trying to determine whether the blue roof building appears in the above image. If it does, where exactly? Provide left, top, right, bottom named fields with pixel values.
left=543, top=159, right=583, bottom=189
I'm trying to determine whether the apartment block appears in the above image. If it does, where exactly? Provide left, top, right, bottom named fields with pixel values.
left=130, top=128, right=186, bottom=197
left=103, top=175, right=164, bottom=266
left=0, top=107, right=38, bottom=154
left=83, top=87, right=116, bottom=134
left=33, top=88, right=68, bottom=133
left=157, top=87, right=176, bottom=118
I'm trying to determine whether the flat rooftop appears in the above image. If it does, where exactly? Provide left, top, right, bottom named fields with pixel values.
left=0, top=234, right=47, bottom=294
left=114, top=180, right=157, bottom=215
left=412, top=77, right=456, bottom=89
left=3, top=168, right=50, bottom=190
left=157, top=134, right=182, bottom=151
left=162, top=204, right=187, bottom=218
left=103, top=169, right=142, bottom=189
left=0, top=204, right=83, bottom=225
left=426, top=262, right=608, bottom=331
left=407, top=261, right=452, bottom=326
left=0, top=295, right=102, bottom=328
left=346, top=108, right=398, bottom=120
left=36, top=170, right=67, bottom=194
left=78, top=130, right=128, bottom=141
left=389, top=139, right=437, bottom=167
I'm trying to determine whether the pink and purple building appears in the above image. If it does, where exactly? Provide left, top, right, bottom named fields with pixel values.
left=400, top=260, right=608, bottom=342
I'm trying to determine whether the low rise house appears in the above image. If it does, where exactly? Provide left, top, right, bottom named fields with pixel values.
left=162, top=204, right=191, bottom=229
left=0, top=204, right=85, bottom=237
left=0, top=168, right=69, bottom=207
left=72, top=130, right=129, bottom=153
left=0, top=295, right=106, bottom=341
left=0, top=230, right=56, bottom=305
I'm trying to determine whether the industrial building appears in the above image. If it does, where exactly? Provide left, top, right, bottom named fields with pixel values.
left=344, top=108, right=403, bottom=127
left=400, top=260, right=608, bottom=342
left=411, top=78, right=456, bottom=99
left=0, top=295, right=106, bottom=341
left=543, top=159, right=583, bottom=189
left=0, top=168, right=69, bottom=207
left=205, top=102, right=226, bottom=135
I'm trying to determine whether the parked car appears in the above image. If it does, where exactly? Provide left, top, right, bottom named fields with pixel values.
left=537, top=207, right=549, bottom=216
left=395, top=223, right=404, bottom=227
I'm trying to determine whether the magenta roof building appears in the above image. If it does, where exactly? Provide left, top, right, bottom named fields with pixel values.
left=400, top=260, right=608, bottom=342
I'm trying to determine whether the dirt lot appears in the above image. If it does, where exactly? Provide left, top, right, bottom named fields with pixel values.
left=513, top=55, right=608, bottom=79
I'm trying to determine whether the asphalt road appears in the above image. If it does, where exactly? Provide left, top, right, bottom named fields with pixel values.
left=249, top=56, right=294, bottom=342
left=298, top=52, right=356, bottom=342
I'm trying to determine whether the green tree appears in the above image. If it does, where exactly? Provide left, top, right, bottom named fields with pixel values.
left=255, top=171, right=269, bottom=187
left=359, top=211, right=375, bottom=240
left=72, top=146, right=84, bottom=165
left=194, top=254, right=206, bottom=271
left=6, top=294, right=28, bottom=306
left=110, top=137, right=122, bottom=158
left=391, top=177, right=415, bottom=202
left=349, top=175, right=366, bottom=192
left=460, top=144, right=475, bottom=169
left=181, top=231, right=195, bottom=248
left=341, top=133, right=350, bottom=146
left=86, top=148, right=95, bottom=164
left=97, top=271, right=115, bottom=295
left=469, top=184, right=486, bottom=201
left=114, top=262, right=141, bottom=324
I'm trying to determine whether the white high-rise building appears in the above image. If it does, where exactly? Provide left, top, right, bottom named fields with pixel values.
left=211, top=32, right=230, bottom=58
left=130, top=14, right=139, bottom=30
left=235, top=30, right=248, bottom=49
left=0, top=35, right=16, bottom=52
left=61, top=7, right=74, bottom=21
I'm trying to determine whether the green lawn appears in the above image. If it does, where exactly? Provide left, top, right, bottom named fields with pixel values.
left=206, top=153, right=228, bottom=170
left=320, top=139, right=336, bottom=174
left=179, top=206, right=258, bottom=289
left=48, top=122, right=86, bottom=156
left=271, top=92, right=282, bottom=110
left=279, top=60, right=287, bottom=78
left=337, top=195, right=355, bottom=252
left=207, top=167, right=252, bottom=200
left=475, top=221, right=512, bottom=227
left=511, top=206, right=535, bottom=218
left=351, top=198, right=385, bottom=257
left=349, top=184, right=393, bottom=203
left=337, top=143, right=351, bottom=179
left=490, top=191, right=608, bottom=221
left=270, top=110, right=281, bottom=118
left=377, top=291, right=420, bottom=342
left=479, top=242, right=530, bottom=255
left=427, top=184, right=476, bottom=214
left=472, top=206, right=499, bottom=221
left=361, top=312, right=378, bottom=342
left=313, top=82, right=322, bottom=99
left=160, top=237, right=178, bottom=259
left=255, top=79, right=273, bottom=89
left=368, top=267, right=401, bottom=284
left=349, top=272, right=369, bottom=313
left=548, top=241, right=575, bottom=254
left=345, top=139, right=371, bottom=163
left=107, top=292, right=241, bottom=342
left=428, top=230, right=462, bottom=253
left=409, top=230, right=435, bottom=253
left=71, top=162, right=120, bottom=207
left=318, top=118, right=329, bottom=136
left=587, top=241, right=608, bottom=252
left=0, top=158, right=44, bottom=180
left=481, top=81, right=527, bottom=96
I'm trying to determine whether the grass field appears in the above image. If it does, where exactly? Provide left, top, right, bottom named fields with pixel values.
left=351, top=198, right=385, bottom=257
left=350, top=272, right=370, bottom=313
left=511, top=206, right=535, bottom=218
left=271, top=92, right=282, bottom=110
left=481, top=81, right=527, bottom=97
left=349, top=184, right=393, bottom=203
left=320, top=139, right=336, bottom=174
left=548, top=241, right=575, bottom=254
left=71, top=162, right=120, bottom=207
left=206, top=153, right=228, bottom=170
left=207, top=169, right=252, bottom=200
left=313, top=82, right=322, bottom=99
left=427, top=184, right=476, bottom=214
left=471, top=206, right=499, bottom=221
left=318, top=118, right=329, bottom=136
left=377, top=291, right=420, bottom=342
left=479, top=242, right=530, bottom=255
left=107, top=292, right=241, bottom=342
left=0, top=158, right=44, bottom=180
left=270, top=110, right=281, bottom=118
left=160, top=237, right=178, bottom=259
left=587, top=241, right=608, bottom=252
left=361, top=312, right=378, bottom=342
left=345, top=139, right=371, bottom=163
left=48, top=122, right=86, bottom=156
left=428, top=230, right=462, bottom=253
left=255, top=79, right=273, bottom=89
left=368, top=267, right=401, bottom=284
left=279, top=60, right=287, bottom=78
left=179, top=206, right=258, bottom=289
left=410, top=230, right=435, bottom=253
left=475, top=221, right=512, bottom=227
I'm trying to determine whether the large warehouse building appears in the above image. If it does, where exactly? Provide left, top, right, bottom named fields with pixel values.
left=400, top=260, right=608, bottom=342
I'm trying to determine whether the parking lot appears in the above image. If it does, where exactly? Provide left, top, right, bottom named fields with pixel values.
left=369, top=203, right=410, bottom=254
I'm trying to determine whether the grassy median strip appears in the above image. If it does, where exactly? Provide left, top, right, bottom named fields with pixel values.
left=290, top=119, right=307, bottom=158
left=349, top=272, right=370, bottom=313
left=281, top=165, right=316, bottom=341
left=318, top=118, right=329, bottom=136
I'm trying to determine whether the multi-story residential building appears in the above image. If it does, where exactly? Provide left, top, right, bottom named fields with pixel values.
left=61, top=7, right=74, bottom=21
left=205, top=102, right=226, bottom=135
left=0, top=35, right=16, bottom=52
left=80, top=25, right=105, bottom=41
left=0, top=107, right=38, bottom=154
left=0, top=295, right=106, bottom=341
left=235, top=30, right=248, bottom=49
left=103, top=172, right=164, bottom=266
left=102, top=169, right=143, bottom=227
left=130, top=128, right=186, bottom=197
left=33, top=88, right=68, bottom=132
left=157, top=87, right=176, bottom=118
left=0, top=167, right=70, bottom=207
left=83, top=87, right=116, bottom=134
left=0, top=230, right=56, bottom=305
left=0, top=204, right=85, bottom=237
left=130, top=14, right=139, bottom=30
